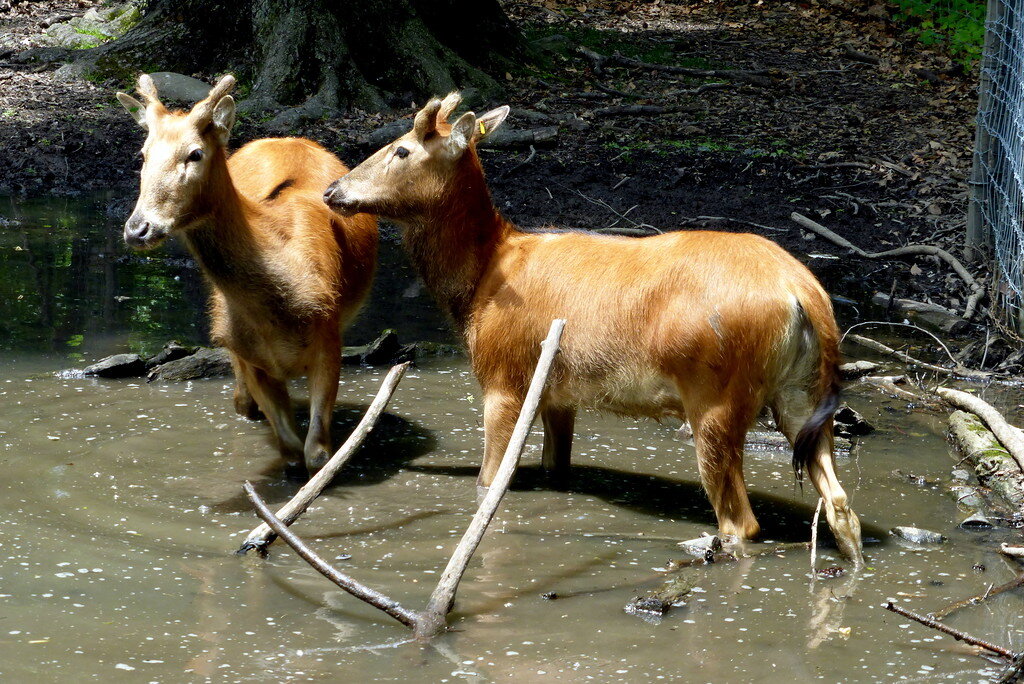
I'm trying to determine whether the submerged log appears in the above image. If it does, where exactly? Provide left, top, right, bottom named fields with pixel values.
left=947, top=410, right=1024, bottom=512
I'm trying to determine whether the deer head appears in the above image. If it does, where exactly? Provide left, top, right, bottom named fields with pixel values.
left=323, top=92, right=509, bottom=218
left=116, top=74, right=237, bottom=249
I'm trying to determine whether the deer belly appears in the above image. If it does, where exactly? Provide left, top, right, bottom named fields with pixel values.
left=553, top=367, right=685, bottom=419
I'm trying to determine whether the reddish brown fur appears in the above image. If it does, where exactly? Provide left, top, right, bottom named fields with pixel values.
left=325, top=95, right=862, bottom=562
left=119, top=76, right=377, bottom=474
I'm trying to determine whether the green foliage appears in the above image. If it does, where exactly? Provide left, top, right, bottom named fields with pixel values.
left=890, top=0, right=986, bottom=65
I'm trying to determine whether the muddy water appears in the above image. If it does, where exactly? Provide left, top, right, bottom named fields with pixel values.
left=1, top=195, right=1022, bottom=682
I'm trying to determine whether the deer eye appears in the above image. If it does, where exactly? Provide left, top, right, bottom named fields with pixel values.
left=395, top=146, right=410, bottom=159
left=186, top=148, right=204, bottom=163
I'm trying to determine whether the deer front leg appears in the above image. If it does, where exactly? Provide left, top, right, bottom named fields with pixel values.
left=235, top=358, right=304, bottom=467
left=304, top=336, right=341, bottom=475
left=478, top=390, right=524, bottom=490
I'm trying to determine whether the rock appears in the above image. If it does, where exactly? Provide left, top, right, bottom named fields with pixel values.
left=148, top=72, right=212, bottom=104
left=42, top=23, right=99, bottom=49
left=107, top=5, right=141, bottom=35
left=145, top=341, right=195, bottom=369
left=343, top=330, right=402, bottom=366
left=531, top=34, right=569, bottom=52
left=53, top=62, right=93, bottom=83
left=148, top=347, right=233, bottom=381
left=483, top=125, right=559, bottom=150
left=838, top=360, right=880, bottom=380
left=834, top=403, right=873, bottom=437
left=624, top=574, right=695, bottom=621
left=83, top=353, right=146, bottom=378
left=890, top=526, right=946, bottom=544
left=959, top=511, right=994, bottom=529
left=815, top=565, right=846, bottom=579
left=677, top=534, right=722, bottom=558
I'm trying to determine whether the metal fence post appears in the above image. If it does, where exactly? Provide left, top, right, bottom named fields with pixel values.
left=965, top=0, right=1000, bottom=264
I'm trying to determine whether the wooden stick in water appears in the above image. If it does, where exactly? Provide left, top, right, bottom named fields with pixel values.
left=884, top=601, right=1017, bottom=660
left=243, top=480, right=421, bottom=628
left=417, top=319, right=566, bottom=638
left=237, top=362, right=411, bottom=555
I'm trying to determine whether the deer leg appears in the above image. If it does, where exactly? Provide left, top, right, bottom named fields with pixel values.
left=304, top=337, right=341, bottom=475
left=773, top=392, right=864, bottom=565
left=236, top=360, right=304, bottom=467
left=691, top=405, right=760, bottom=541
left=478, top=390, right=524, bottom=490
left=229, top=352, right=262, bottom=421
left=541, top=405, right=575, bottom=487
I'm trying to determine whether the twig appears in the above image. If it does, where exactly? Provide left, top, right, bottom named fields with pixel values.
left=497, top=145, right=536, bottom=180
left=810, top=497, right=823, bottom=575
left=935, top=387, right=1024, bottom=473
left=930, top=572, right=1024, bottom=621
left=847, top=334, right=990, bottom=381
left=883, top=601, right=1017, bottom=660
left=418, top=319, right=566, bottom=637
left=243, top=481, right=421, bottom=629
left=573, top=188, right=661, bottom=233
left=842, top=321, right=959, bottom=368
left=678, top=215, right=787, bottom=233
left=790, top=212, right=984, bottom=319
left=237, top=362, right=411, bottom=554
left=859, top=375, right=925, bottom=402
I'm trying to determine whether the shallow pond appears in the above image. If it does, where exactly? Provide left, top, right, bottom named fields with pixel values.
left=0, top=195, right=1021, bottom=682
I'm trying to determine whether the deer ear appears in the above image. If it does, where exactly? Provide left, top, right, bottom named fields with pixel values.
left=475, top=105, right=510, bottom=140
left=210, top=95, right=235, bottom=145
left=447, top=111, right=477, bottom=157
left=117, top=92, right=148, bottom=129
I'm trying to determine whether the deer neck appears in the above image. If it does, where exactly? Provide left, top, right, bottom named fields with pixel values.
left=182, top=148, right=264, bottom=290
left=402, top=153, right=510, bottom=328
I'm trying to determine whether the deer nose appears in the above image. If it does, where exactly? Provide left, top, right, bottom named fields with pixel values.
left=124, top=212, right=152, bottom=248
left=323, top=180, right=341, bottom=206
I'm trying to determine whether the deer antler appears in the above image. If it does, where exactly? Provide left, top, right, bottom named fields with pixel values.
left=436, top=92, right=462, bottom=125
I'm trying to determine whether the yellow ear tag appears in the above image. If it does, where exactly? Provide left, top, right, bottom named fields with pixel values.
left=478, top=121, right=486, bottom=136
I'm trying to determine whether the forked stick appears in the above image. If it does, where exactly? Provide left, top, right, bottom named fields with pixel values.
left=242, top=321, right=566, bottom=639
left=417, top=318, right=566, bottom=637
left=237, top=362, right=411, bottom=554
left=244, top=481, right=420, bottom=628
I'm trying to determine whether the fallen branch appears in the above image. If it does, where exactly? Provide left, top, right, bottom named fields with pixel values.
left=930, top=572, right=1024, bottom=621
left=790, top=212, right=984, bottom=319
left=947, top=410, right=1024, bottom=511
left=936, top=387, right=1024, bottom=473
left=419, top=319, right=566, bottom=637
left=243, top=481, right=421, bottom=628
left=237, top=362, right=411, bottom=554
left=593, top=104, right=699, bottom=117
left=859, top=374, right=923, bottom=402
left=884, top=601, right=1017, bottom=660
left=1001, top=544, right=1024, bottom=560
left=846, top=334, right=990, bottom=381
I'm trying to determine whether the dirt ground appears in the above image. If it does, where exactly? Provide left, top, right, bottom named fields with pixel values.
left=0, top=0, right=986, bottom=336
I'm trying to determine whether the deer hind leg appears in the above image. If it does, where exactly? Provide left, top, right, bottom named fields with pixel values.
left=773, top=390, right=864, bottom=565
left=690, top=403, right=760, bottom=541
left=478, top=390, right=524, bottom=490
left=303, top=332, right=341, bottom=475
left=541, top=405, right=575, bottom=487
left=235, top=358, right=304, bottom=467
left=229, top=353, right=263, bottom=421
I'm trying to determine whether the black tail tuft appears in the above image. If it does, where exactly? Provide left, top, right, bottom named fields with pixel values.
left=792, top=381, right=840, bottom=484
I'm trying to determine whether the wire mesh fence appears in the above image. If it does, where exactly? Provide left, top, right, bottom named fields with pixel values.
left=970, top=0, right=1024, bottom=325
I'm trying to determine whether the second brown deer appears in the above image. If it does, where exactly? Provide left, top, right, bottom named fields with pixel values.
left=323, top=93, right=863, bottom=563
left=118, top=74, right=377, bottom=475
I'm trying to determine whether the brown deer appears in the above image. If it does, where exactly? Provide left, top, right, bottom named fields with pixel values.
left=117, top=74, right=377, bottom=475
left=323, top=93, right=863, bottom=563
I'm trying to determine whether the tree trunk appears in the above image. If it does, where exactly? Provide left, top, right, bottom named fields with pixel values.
left=74, top=0, right=529, bottom=124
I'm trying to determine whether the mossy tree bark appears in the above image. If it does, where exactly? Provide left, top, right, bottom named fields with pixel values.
left=76, top=0, right=529, bottom=123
